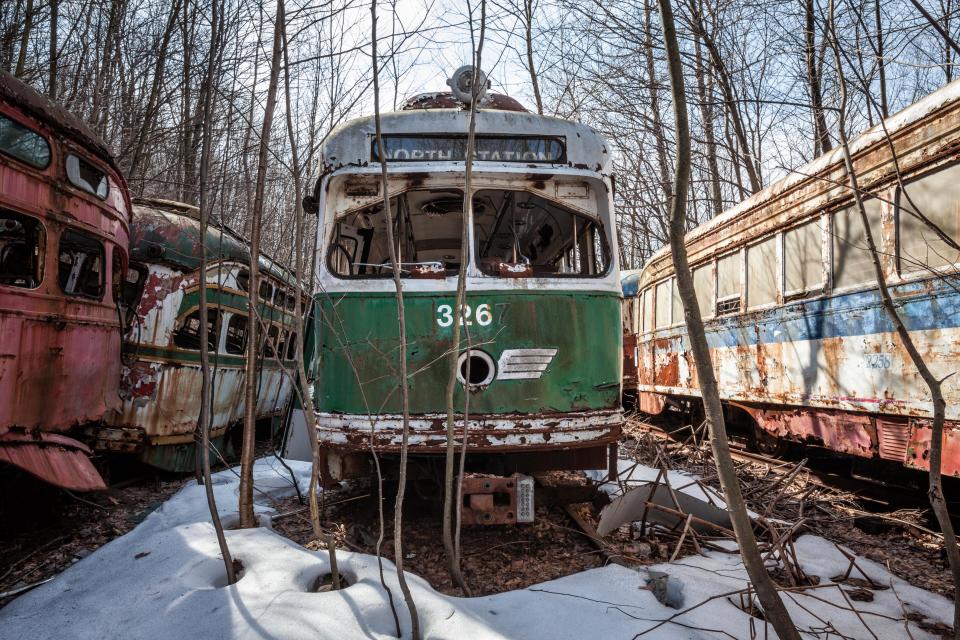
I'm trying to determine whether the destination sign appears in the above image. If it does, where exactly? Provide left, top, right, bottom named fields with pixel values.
left=371, top=135, right=566, bottom=163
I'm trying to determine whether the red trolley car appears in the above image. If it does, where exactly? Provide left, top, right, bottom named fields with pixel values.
left=0, top=71, right=131, bottom=490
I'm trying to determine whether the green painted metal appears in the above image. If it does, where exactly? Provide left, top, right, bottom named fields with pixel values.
left=140, top=432, right=235, bottom=473
left=312, top=290, right=622, bottom=415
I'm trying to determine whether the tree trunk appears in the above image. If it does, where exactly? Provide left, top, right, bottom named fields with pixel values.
left=371, top=1, right=420, bottom=636
left=693, top=33, right=722, bottom=218
left=47, top=0, right=57, bottom=99
left=875, top=0, right=888, bottom=118
left=14, top=0, right=33, bottom=77
left=657, top=0, right=801, bottom=637
left=196, top=0, right=234, bottom=587
left=805, top=0, right=831, bottom=155
left=239, top=0, right=284, bottom=530
left=523, top=0, right=543, bottom=115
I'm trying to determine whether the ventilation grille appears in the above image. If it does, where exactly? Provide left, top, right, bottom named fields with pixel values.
left=877, top=420, right=911, bottom=462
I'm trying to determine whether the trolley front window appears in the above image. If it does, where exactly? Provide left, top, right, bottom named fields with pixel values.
left=473, top=190, right=610, bottom=277
left=0, top=211, right=44, bottom=288
left=58, top=228, right=104, bottom=298
left=0, top=113, right=50, bottom=168
left=327, top=189, right=465, bottom=278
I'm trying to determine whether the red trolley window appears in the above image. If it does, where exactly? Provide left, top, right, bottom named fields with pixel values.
left=0, top=211, right=45, bottom=288
left=65, top=153, right=109, bottom=199
left=0, top=113, right=50, bottom=169
left=58, top=228, right=105, bottom=298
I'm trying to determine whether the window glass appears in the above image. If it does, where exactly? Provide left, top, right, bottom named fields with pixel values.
left=0, top=211, right=44, bottom=288
left=641, top=287, right=652, bottom=333
left=833, top=201, right=882, bottom=290
left=65, top=154, right=108, bottom=198
left=898, top=166, right=960, bottom=271
left=111, top=248, right=125, bottom=304
left=693, top=264, right=713, bottom=319
left=225, top=314, right=247, bottom=355
left=0, top=113, right=50, bottom=168
left=173, top=308, right=219, bottom=351
left=286, top=332, right=298, bottom=361
left=784, top=220, right=824, bottom=295
left=58, top=228, right=104, bottom=298
left=716, top=251, right=741, bottom=314
left=670, top=278, right=683, bottom=325
left=655, top=279, right=671, bottom=329
left=747, top=236, right=778, bottom=309
left=474, top=189, right=609, bottom=277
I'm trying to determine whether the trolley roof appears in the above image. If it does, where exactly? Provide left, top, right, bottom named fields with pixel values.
left=0, top=70, right=117, bottom=172
left=637, top=76, right=960, bottom=288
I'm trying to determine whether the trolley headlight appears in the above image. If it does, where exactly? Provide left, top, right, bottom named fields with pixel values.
left=456, top=349, right=496, bottom=389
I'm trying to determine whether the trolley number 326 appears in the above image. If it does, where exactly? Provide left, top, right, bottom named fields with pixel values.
left=436, top=303, right=493, bottom=327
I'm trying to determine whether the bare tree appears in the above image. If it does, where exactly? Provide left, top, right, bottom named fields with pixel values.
left=371, top=1, right=420, bottom=636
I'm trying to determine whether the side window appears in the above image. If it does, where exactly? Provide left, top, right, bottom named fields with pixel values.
left=263, top=324, right=280, bottom=358
left=225, top=313, right=248, bottom=355
left=111, top=248, right=125, bottom=304
left=654, top=279, right=671, bottom=329
left=0, top=211, right=45, bottom=288
left=65, top=154, right=109, bottom=199
left=0, top=113, right=51, bottom=168
left=276, top=329, right=289, bottom=361
left=716, top=251, right=742, bottom=315
left=746, top=235, right=778, bottom=309
left=693, top=263, right=713, bottom=319
left=121, top=263, right=147, bottom=325
left=784, top=219, right=825, bottom=297
left=286, top=332, right=299, bottom=361
left=58, top=228, right=105, bottom=298
left=833, top=201, right=883, bottom=290
left=236, top=268, right=250, bottom=292
left=641, top=287, right=652, bottom=334
left=259, top=279, right=273, bottom=303
left=173, top=308, right=220, bottom=351
left=670, top=278, right=682, bottom=325
left=898, top=166, right=960, bottom=272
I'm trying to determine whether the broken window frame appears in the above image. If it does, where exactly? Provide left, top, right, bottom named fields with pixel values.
left=173, top=307, right=221, bottom=352
left=65, top=153, right=109, bottom=199
left=224, top=312, right=248, bottom=355
left=0, top=210, right=45, bottom=289
left=57, top=227, right=105, bottom=299
left=0, top=112, right=51, bottom=169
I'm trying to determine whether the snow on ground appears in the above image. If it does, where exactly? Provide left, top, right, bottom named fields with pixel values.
left=1, top=457, right=953, bottom=640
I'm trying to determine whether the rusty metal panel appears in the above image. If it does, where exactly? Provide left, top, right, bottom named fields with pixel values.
left=905, top=420, right=960, bottom=477
left=0, top=430, right=106, bottom=490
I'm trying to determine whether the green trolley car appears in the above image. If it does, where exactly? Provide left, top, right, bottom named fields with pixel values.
left=297, top=76, right=623, bottom=522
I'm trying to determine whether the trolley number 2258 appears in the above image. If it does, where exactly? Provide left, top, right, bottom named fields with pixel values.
left=436, top=303, right=493, bottom=327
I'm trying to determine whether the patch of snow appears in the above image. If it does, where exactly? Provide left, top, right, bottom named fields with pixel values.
left=1, top=457, right=952, bottom=639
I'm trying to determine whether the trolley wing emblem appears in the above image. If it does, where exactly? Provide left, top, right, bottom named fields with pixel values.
left=496, top=348, right=558, bottom=380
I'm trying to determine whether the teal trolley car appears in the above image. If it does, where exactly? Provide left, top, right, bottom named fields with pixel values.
left=293, top=74, right=623, bottom=522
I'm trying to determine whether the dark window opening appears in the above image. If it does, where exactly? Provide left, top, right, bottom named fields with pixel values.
left=262, top=324, right=280, bottom=358
left=286, top=332, right=298, bottom=361
left=0, top=211, right=44, bottom=288
left=111, top=248, right=125, bottom=304
left=236, top=268, right=250, bottom=291
left=276, top=329, right=288, bottom=361
left=327, top=189, right=465, bottom=278
left=0, top=113, right=50, bottom=168
left=225, top=314, right=248, bottom=355
left=259, top=279, right=273, bottom=302
left=121, top=262, right=147, bottom=326
left=473, top=190, right=610, bottom=277
left=174, top=308, right=220, bottom=351
left=65, top=154, right=109, bottom=199
left=58, top=228, right=105, bottom=298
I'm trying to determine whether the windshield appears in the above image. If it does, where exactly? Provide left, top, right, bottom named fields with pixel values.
left=326, top=185, right=610, bottom=279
